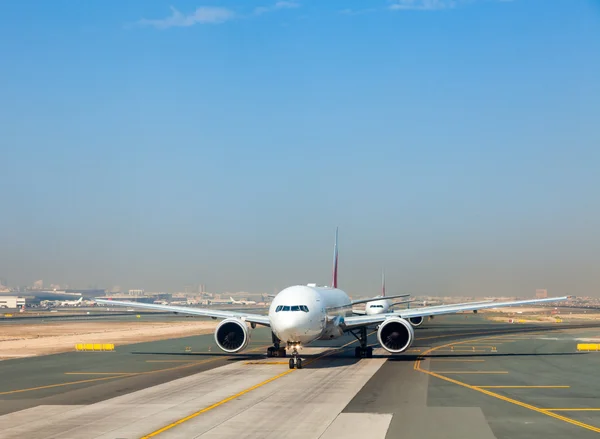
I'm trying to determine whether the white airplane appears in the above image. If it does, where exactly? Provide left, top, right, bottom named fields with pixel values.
left=96, top=229, right=569, bottom=369
left=230, top=297, right=257, bottom=305
left=352, top=271, right=413, bottom=316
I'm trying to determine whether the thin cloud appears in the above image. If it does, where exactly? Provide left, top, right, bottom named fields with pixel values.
left=137, top=6, right=234, bottom=29
left=254, top=1, right=300, bottom=16
left=389, top=0, right=457, bottom=10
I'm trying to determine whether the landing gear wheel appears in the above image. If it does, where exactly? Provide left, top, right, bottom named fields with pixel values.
left=278, top=348, right=286, bottom=357
left=366, top=347, right=373, bottom=358
left=267, top=347, right=274, bottom=357
left=289, top=359, right=295, bottom=369
left=296, top=358, right=303, bottom=369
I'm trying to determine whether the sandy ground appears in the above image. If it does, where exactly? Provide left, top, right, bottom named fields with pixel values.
left=0, top=320, right=219, bottom=359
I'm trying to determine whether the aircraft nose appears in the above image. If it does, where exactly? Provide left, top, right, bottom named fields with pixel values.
left=273, top=313, right=312, bottom=342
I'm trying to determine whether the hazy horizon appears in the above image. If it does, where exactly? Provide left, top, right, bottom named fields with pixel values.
left=1, top=0, right=599, bottom=297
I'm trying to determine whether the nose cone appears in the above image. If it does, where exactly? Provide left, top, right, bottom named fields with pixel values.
left=273, top=312, right=315, bottom=343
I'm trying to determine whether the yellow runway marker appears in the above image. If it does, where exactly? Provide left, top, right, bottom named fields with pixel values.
left=477, top=386, right=570, bottom=389
left=0, top=374, right=132, bottom=396
left=546, top=408, right=600, bottom=411
left=146, top=360, right=206, bottom=363
left=432, top=371, right=509, bottom=374
left=244, top=361, right=288, bottom=365
left=64, top=372, right=138, bottom=375
left=414, top=331, right=600, bottom=434
left=1, top=345, right=269, bottom=397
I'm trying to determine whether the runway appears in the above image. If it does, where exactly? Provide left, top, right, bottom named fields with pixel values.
left=1, top=317, right=600, bottom=438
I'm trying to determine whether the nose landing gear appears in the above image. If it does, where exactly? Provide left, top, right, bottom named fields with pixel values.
left=288, top=345, right=303, bottom=369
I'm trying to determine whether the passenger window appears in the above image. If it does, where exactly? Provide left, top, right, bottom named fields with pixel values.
left=291, top=306, right=300, bottom=311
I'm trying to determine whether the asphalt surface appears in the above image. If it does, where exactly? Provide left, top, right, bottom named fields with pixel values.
left=2, top=315, right=600, bottom=438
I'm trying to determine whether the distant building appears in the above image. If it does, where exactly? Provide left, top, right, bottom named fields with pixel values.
left=536, top=289, right=548, bottom=299
left=0, top=296, right=25, bottom=308
left=128, top=289, right=145, bottom=296
left=32, top=280, right=43, bottom=290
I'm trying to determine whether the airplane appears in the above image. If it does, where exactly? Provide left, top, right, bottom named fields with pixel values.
left=230, top=297, right=257, bottom=305
left=96, top=228, right=569, bottom=370
left=42, top=296, right=84, bottom=308
left=352, top=270, right=413, bottom=316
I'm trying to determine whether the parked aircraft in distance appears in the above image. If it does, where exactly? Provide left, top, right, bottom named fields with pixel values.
left=230, top=297, right=257, bottom=305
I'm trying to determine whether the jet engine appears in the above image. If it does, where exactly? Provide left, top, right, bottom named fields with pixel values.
left=377, top=317, right=415, bottom=353
left=408, top=316, right=424, bottom=327
left=214, top=318, right=251, bottom=353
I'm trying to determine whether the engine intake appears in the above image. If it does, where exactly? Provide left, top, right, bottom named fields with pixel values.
left=377, top=317, right=415, bottom=353
left=408, top=316, right=424, bottom=327
left=215, top=318, right=250, bottom=353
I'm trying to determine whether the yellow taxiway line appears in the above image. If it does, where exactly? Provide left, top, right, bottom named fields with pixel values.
left=414, top=332, right=600, bottom=434
left=477, top=386, right=570, bottom=389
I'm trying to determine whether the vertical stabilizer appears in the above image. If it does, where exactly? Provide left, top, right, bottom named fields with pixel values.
left=332, top=227, right=339, bottom=289
left=381, top=269, right=386, bottom=297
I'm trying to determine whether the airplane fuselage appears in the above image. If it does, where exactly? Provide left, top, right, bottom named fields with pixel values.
left=269, top=285, right=353, bottom=345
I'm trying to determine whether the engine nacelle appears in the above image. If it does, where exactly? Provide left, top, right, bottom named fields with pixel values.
left=408, top=316, right=424, bottom=327
left=214, top=318, right=250, bottom=353
left=377, top=317, right=415, bottom=353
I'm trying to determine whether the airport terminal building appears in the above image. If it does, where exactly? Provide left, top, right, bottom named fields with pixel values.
left=0, top=296, right=25, bottom=308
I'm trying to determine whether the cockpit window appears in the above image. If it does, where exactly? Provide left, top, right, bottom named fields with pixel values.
left=275, top=305, right=309, bottom=312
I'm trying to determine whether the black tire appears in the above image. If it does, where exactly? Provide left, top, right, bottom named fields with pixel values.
left=289, top=359, right=295, bottom=369
left=267, top=347, right=273, bottom=358
left=297, top=358, right=303, bottom=369
left=279, top=348, right=287, bottom=358
left=366, top=347, right=373, bottom=358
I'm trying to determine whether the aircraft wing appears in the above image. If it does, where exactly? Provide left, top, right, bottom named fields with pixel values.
left=350, top=293, right=410, bottom=306
left=94, top=299, right=271, bottom=326
left=342, top=296, right=569, bottom=330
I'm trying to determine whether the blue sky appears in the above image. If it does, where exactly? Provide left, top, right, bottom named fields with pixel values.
left=1, top=0, right=599, bottom=296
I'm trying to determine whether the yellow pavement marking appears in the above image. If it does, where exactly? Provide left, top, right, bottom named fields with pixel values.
left=0, top=374, right=132, bottom=396
left=414, top=331, right=600, bottom=434
left=65, top=372, right=138, bottom=375
left=244, top=361, right=288, bottom=365
left=140, top=332, right=376, bottom=438
left=432, top=371, right=509, bottom=374
left=146, top=360, right=206, bottom=363
left=438, top=349, right=488, bottom=352
left=546, top=408, right=600, bottom=411
left=433, top=359, right=486, bottom=362
left=477, top=386, right=570, bottom=389
left=141, top=368, right=296, bottom=438
left=0, top=345, right=268, bottom=397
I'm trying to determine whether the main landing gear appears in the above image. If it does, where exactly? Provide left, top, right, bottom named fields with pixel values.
left=351, top=327, right=373, bottom=359
left=267, top=332, right=286, bottom=358
left=288, top=345, right=303, bottom=369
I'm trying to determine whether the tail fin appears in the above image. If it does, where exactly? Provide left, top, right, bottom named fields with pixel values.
left=77, top=297, right=82, bottom=303
left=381, top=269, right=386, bottom=297
left=332, top=227, right=339, bottom=289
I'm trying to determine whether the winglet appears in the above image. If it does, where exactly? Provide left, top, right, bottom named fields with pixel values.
left=332, top=227, right=339, bottom=289
left=381, top=269, right=386, bottom=297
